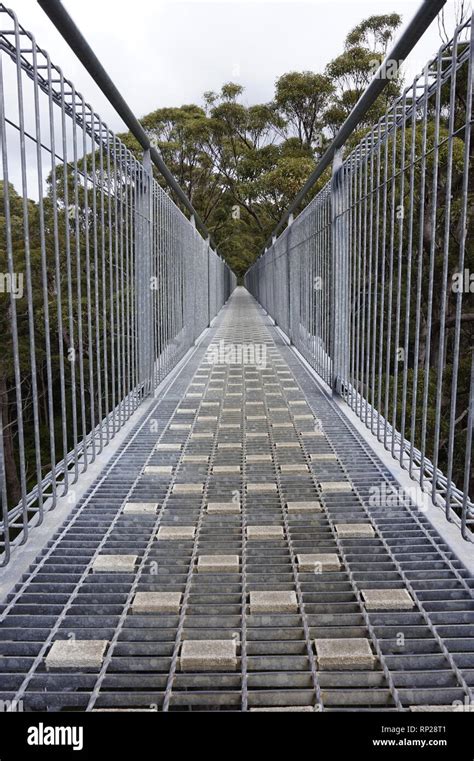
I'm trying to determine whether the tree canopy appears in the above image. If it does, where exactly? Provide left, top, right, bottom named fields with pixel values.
left=120, top=13, right=403, bottom=278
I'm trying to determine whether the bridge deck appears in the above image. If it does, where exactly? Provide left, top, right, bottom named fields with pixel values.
left=1, top=289, right=473, bottom=712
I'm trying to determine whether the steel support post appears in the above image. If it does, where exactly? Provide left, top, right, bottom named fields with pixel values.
left=330, top=149, right=350, bottom=395
left=207, top=237, right=211, bottom=328
left=286, top=214, right=293, bottom=342
left=136, top=149, right=154, bottom=397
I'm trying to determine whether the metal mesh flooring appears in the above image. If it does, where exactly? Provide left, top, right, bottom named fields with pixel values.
left=1, top=288, right=473, bottom=712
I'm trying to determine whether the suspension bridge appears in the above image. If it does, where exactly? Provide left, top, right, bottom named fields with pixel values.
left=0, top=0, right=473, bottom=713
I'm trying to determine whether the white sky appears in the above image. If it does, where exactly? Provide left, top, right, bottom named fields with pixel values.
left=11, top=0, right=470, bottom=133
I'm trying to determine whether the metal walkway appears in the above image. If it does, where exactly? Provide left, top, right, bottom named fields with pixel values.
left=0, top=288, right=473, bottom=712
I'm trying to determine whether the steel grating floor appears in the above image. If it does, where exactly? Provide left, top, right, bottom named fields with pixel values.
left=1, top=287, right=473, bottom=712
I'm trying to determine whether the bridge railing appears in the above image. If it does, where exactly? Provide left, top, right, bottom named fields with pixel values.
left=246, top=8, right=474, bottom=540
left=0, top=3, right=235, bottom=565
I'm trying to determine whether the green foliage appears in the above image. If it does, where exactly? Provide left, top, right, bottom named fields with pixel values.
left=273, top=71, right=334, bottom=150
left=130, top=13, right=406, bottom=279
left=345, top=13, right=402, bottom=52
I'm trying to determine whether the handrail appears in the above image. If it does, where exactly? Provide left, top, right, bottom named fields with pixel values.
left=259, top=0, right=448, bottom=256
left=37, top=0, right=216, bottom=248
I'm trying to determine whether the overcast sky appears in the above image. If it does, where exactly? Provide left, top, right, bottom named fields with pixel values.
left=11, top=0, right=470, bottom=134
